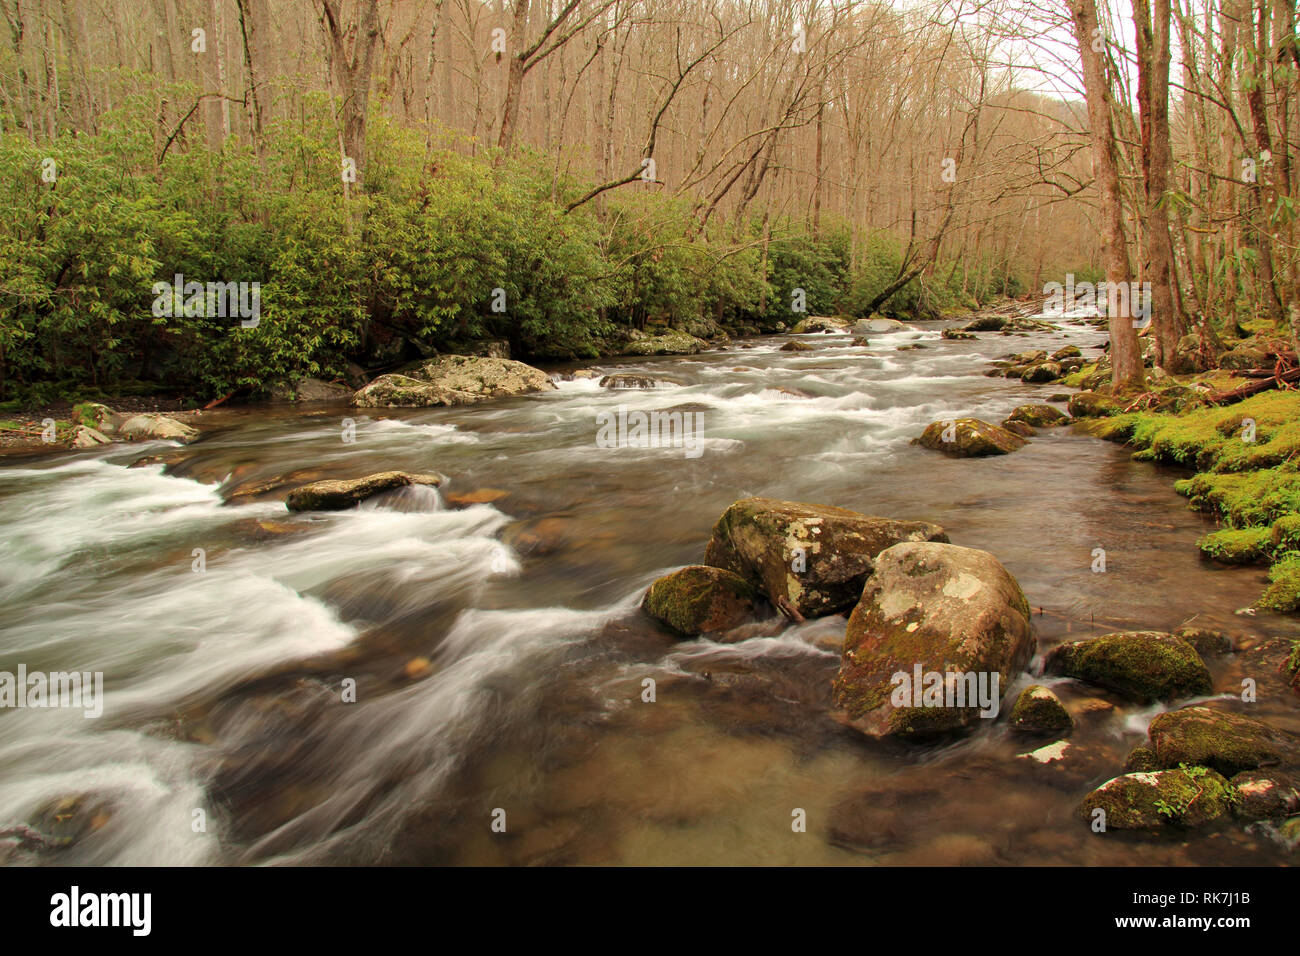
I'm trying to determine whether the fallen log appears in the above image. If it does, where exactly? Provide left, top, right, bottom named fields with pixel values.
left=1207, top=366, right=1300, bottom=405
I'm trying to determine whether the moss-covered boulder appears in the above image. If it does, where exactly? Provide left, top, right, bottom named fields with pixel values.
left=1052, top=345, right=1082, bottom=360
left=285, top=471, right=444, bottom=512
left=1005, top=403, right=1070, bottom=427
left=1009, top=685, right=1073, bottom=734
left=1075, top=767, right=1234, bottom=830
left=1230, top=770, right=1300, bottom=819
left=831, top=542, right=1035, bottom=738
left=1124, top=746, right=1160, bottom=772
left=1045, top=631, right=1212, bottom=702
left=119, top=413, right=200, bottom=444
left=913, top=418, right=1027, bottom=457
left=780, top=340, right=815, bottom=352
left=641, top=565, right=759, bottom=637
left=1146, top=705, right=1300, bottom=777
left=1171, top=625, right=1234, bottom=657
left=598, top=374, right=681, bottom=389
left=1021, top=361, right=1062, bottom=383
left=942, top=328, right=976, bottom=340
left=353, top=355, right=556, bottom=407
left=1067, top=390, right=1120, bottom=418
left=703, top=497, right=948, bottom=619
left=623, top=330, right=707, bottom=355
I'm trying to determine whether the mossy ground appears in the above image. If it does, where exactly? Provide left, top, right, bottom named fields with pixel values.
left=1088, top=388, right=1300, bottom=612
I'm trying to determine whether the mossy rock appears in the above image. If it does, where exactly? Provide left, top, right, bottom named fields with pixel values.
left=1052, top=345, right=1082, bottom=360
left=285, top=471, right=444, bottom=512
left=1075, top=766, right=1234, bottom=830
left=1147, top=705, right=1300, bottom=777
left=1259, top=553, right=1300, bottom=612
left=1171, top=625, right=1234, bottom=658
left=1009, top=685, right=1073, bottom=735
left=642, top=565, right=759, bottom=637
left=1021, top=361, right=1062, bottom=383
left=703, top=497, right=948, bottom=618
left=1045, top=631, right=1212, bottom=703
left=780, top=340, right=815, bottom=352
left=1197, top=526, right=1271, bottom=565
left=1270, top=514, right=1300, bottom=552
left=914, top=418, right=1027, bottom=457
left=1001, top=420, right=1036, bottom=438
left=623, top=330, right=707, bottom=355
left=1124, top=746, right=1160, bottom=772
left=942, top=328, right=976, bottom=340
left=1005, top=403, right=1071, bottom=427
left=353, top=355, right=557, bottom=407
left=1067, top=390, right=1120, bottom=418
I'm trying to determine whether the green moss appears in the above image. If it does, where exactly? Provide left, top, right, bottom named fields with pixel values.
left=1259, top=553, right=1300, bottom=612
left=1046, top=631, right=1212, bottom=702
left=1197, top=526, right=1272, bottom=564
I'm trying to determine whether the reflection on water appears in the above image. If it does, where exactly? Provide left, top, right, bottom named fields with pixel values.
left=1, top=320, right=1297, bottom=865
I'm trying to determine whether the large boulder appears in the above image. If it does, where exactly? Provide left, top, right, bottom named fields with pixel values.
left=831, top=542, right=1035, bottom=738
left=1075, top=767, right=1235, bottom=830
left=1146, top=705, right=1300, bottom=777
left=853, top=317, right=908, bottom=334
left=118, top=413, right=200, bottom=444
left=1045, top=631, right=1212, bottom=703
left=703, top=498, right=948, bottom=619
left=642, top=565, right=759, bottom=637
left=791, top=316, right=849, bottom=334
left=70, top=425, right=112, bottom=449
left=353, top=355, right=556, bottom=407
left=914, top=418, right=1027, bottom=456
left=270, top=377, right=352, bottom=402
left=622, top=330, right=707, bottom=356
left=285, top=471, right=444, bottom=512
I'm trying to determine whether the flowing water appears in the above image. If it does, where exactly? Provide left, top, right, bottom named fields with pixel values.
left=2, top=318, right=1298, bottom=866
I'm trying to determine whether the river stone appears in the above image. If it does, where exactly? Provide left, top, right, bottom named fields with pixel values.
left=1021, top=361, right=1062, bottom=383
left=1009, top=685, right=1073, bottom=734
left=270, top=377, right=352, bottom=402
left=702, top=497, right=948, bottom=619
left=914, top=418, right=1027, bottom=456
left=830, top=542, right=1034, bottom=738
left=1045, top=631, right=1212, bottom=703
left=353, top=355, right=556, bottom=407
left=623, top=330, right=707, bottom=355
left=1171, top=625, right=1234, bottom=657
left=1052, top=345, right=1082, bottom=360
left=599, top=374, right=681, bottom=389
left=1124, top=746, right=1160, bottom=772
left=118, top=413, right=200, bottom=444
left=1067, top=390, right=1119, bottom=418
left=1005, top=403, right=1070, bottom=427
left=1075, top=767, right=1234, bottom=830
left=285, top=471, right=444, bottom=512
left=941, top=328, right=976, bottom=340
left=791, top=316, right=849, bottom=334
left=780, top=340, right=815, bottom=352
left=70, top=425, right=112, bottom=449
left=74, top=402, right=121, bottom=435
left=1231, top=770, right=1300, bottom=819
left=964, top=315, right=1007, bottom=332
left=853, top=317, right=908, bottom=334
left=1146, top=705, right=1300, bottom=777
left=642, top=565, right=759, bottom=637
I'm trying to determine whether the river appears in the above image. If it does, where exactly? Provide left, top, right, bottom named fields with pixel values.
left=1, top=316, right=1297, bottom=865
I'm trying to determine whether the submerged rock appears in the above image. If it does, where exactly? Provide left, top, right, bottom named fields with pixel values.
left=353, top=355, right=556, bottom=407
left=1045, top=631, right=1212, bottom=703
left=703, top=497, right=948, bottom=619
left=830, top=541, right=1034, bottom=738
left=642, top=565, right=759, bottom=637
left=118, top=413, right=200, bottom=444
left=1075, top=767, right=1234, bottom=830
left=914, top=418, right=1027, bottom=456
left=285, top=471, right=444, bottom=512
left=1009, top=685, right=1073, bottom=734
left=1146, top=705, right=1300, bottom=777
left=1005, top=403, right=1070, bottom=427
left=1230, top=770, right=1300, bottom=819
